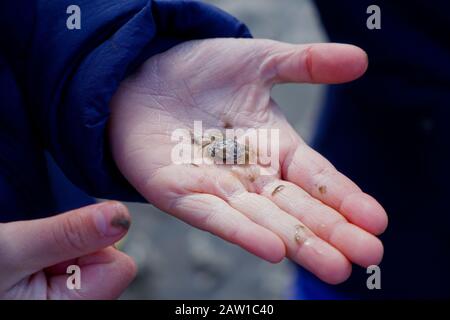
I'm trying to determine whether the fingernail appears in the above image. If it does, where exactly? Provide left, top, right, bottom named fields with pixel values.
left=94, top=202, right=130, bottom=237
left=111, top=216, right=130, bottom=230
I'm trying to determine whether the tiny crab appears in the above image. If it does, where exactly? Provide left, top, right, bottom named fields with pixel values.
left=201, top=135, right=251, bottom=165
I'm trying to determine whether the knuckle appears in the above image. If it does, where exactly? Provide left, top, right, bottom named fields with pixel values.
left=215, top=172, right=246, bottom=200
left=56, top=214, right=90, bottom=253
left=324, top=218, right=348, bottom=243
left=258, top=46, right=282, bottom=81
left=303, top=45, right=314, bottom=82
left=312, top=165, right=335, bottom=189
left=200, top=210, right=219, bottom=231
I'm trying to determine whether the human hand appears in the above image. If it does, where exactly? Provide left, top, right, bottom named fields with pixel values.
left=109, top=39, right=388, bottom=284
left=0, top=201, right=136, bottom=299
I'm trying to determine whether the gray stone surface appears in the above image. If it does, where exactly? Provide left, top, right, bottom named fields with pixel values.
left=120, top=0, right=327, bottom=299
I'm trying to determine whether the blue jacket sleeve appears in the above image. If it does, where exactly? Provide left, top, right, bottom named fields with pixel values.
left=0, top=0, right=251, bottom=201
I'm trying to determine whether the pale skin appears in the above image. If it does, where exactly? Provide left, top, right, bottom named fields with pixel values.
left=109, top=38, right=388, bottom=284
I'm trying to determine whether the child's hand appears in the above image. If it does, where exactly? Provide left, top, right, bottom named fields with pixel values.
left=109, top=39, right=388, bottom=284
left=0, top=202, right=136, bottom=299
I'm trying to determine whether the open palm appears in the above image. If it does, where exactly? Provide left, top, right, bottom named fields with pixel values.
left=109, top=38, right=387, bottom=284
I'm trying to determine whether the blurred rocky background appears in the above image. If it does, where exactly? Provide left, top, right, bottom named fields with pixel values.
left=120, top=0, right=327, bottom=299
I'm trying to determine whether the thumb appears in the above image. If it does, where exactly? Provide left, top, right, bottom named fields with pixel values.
left=1, top=201, right=131, bottom=280
left=256, top=40, right=368, bottom=84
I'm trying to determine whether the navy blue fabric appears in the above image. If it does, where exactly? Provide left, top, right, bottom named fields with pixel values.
left=0, top=0, right=250, bottom=222
left=295, top=0, right=450, bottom=299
